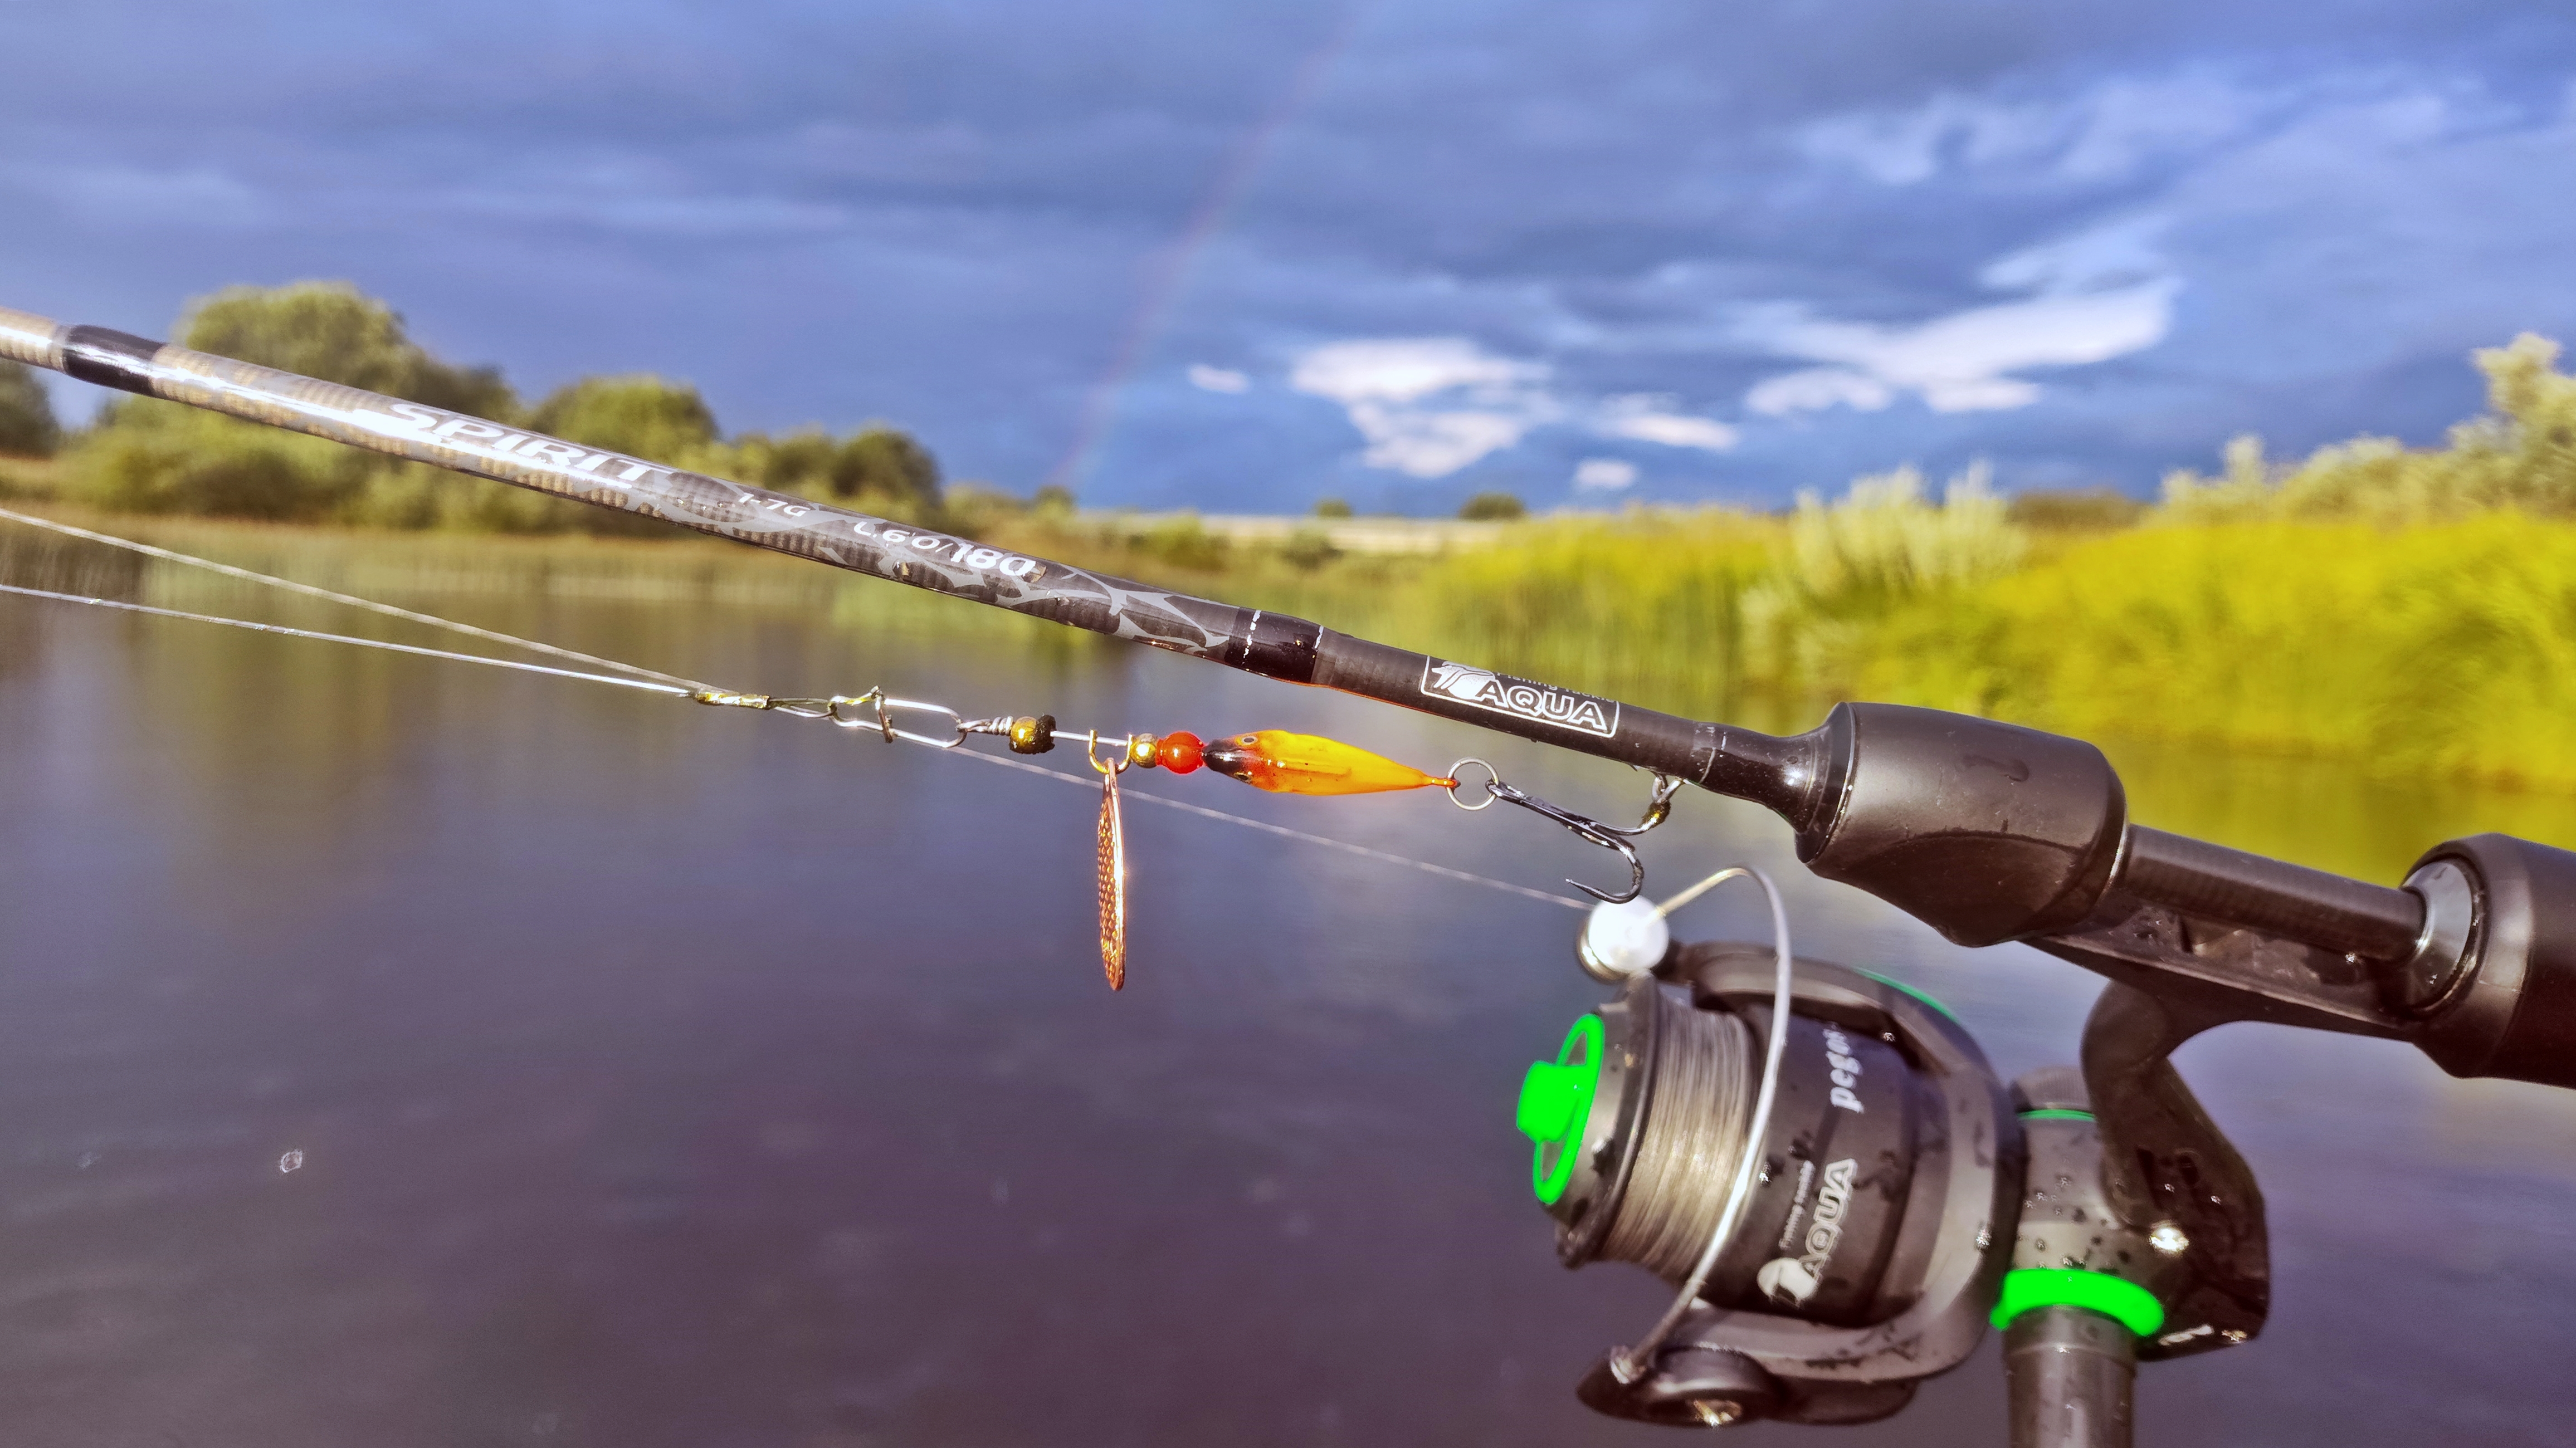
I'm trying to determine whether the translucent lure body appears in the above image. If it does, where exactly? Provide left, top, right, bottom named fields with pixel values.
left=1201, top=730, right=1456, bottom=796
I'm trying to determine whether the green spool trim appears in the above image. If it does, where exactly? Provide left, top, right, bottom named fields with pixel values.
left=1860, top=968, right=1961, bottom=1024
left=2019, top=1108, right=2096, bottom=1122
left=1990, top=1268, right=2165, bottom=1338
left=1517, top=1014, right=1606, bottom=1206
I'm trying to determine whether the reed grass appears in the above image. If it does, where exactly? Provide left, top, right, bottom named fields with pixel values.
left=8, top=487, right=2575, bottom=792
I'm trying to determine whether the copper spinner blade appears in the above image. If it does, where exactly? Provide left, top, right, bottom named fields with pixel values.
left=1095, top=764, right=1128, bottom=990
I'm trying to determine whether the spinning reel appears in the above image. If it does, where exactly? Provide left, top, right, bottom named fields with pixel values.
left=1510, top=706, right=2576, bottom=1445
left=1520, top=934, right=2242, bottom=1438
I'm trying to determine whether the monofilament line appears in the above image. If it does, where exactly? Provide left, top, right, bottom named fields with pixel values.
left=947, top=747, right=1591, bottom=911
left=0, top=583, right=694, bottom=697
left=0, top=575, right=1582, bottom=913
left=0, top=505, right=712, bottom=691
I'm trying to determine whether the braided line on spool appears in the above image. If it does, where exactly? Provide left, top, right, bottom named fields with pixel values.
left=1598, top=995, right=1757, bottom=1281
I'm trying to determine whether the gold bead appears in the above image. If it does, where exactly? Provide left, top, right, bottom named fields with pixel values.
left=1007, top=715, right=1056, bottom=755
left=1127, top=733, right=1160, bottom=768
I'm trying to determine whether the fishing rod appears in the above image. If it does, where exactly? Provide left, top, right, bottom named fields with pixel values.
left=8, top=300, right=2575, bottom=1446
left=0, top=304, right=2426, bottom=960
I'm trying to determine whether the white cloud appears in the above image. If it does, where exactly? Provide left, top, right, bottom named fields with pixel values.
left=1290, top=342, right=1741, bottom=477
left=1573, top=458, right=1638, bottom=492
left=1290, top=337, right=1544, bottom=404
left=1741, top=210, right=2181, bottom=418
left=1980, top=213, right=2171, bottom=294
left=1188, top=363, right=1250, bottom=393
left=1595, top=395, right=1740, bottom=451
left=1336, top=405, right=1539, bottom=477
left=1291, top=337, right=1556, bottom=477
left=1744, top=368, right=1895, bottom=415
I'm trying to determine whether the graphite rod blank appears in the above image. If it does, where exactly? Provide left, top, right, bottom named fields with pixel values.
left=0, top=304, right=1770, bottom=793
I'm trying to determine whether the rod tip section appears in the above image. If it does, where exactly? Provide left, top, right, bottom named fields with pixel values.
left=0, top=307, right=65, bottom=370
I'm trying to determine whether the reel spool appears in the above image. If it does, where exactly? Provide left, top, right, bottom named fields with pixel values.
left=1518, top=943, right=2023, bottom=1427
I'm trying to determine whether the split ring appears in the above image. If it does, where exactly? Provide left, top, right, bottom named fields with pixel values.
left=1445, top=757, right=1500, bottom=810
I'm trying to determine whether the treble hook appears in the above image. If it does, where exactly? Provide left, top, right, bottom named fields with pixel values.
left=1444, top=763, right=1683, bottom=904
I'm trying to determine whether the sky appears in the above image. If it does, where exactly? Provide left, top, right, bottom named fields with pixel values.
left=6, top=0, right=2575, bottom=513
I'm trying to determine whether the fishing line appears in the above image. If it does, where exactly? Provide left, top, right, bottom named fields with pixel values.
left=0, top=534, right=1591, bottom=916
left=0, top=583, right=695, bottom=697
left=949, top=746, right=1588, bottom=911
left=0, top=504, right=711, bottom=691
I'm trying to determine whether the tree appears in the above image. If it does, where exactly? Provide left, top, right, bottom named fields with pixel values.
left=0, top=360, right=60, bottom=457
left=528, top=375, right=721, bottom=464
left=180, top=281, right=517, bottom=418
left=53, top=282, right=528, bottom=524
left=1458, top=491, right=1525, bottom=521
left=828, top=427, right=941, bottom=507
left=1314, top=496, right=1353, bottom=518
left=50, top=280, right=954, bottom=536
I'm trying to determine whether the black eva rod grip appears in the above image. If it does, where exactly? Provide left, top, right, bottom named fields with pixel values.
left=2120, top=828, right=2422, bottom=961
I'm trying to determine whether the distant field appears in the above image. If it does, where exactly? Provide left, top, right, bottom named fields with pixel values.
left=1083, top=511, right=1512, bottom=554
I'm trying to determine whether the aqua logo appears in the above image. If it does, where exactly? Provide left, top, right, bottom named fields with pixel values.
left=1420, top=661, right=1619, bottom=738
left=1759, top=1157, right=1859, bottom=1307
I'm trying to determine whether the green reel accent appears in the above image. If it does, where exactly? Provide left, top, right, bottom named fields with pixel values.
left=2019, top=1108, right=2097, bottom=1122
left=1516, top=1014, right=1606, bottom=1206
left=1859, top=968, right=1961, bottom=1024
left=1990, top=1268, right=2166, bottom=1338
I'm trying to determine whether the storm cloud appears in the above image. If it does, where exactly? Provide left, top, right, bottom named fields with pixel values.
left=6, top=0, right=2573, bottom=512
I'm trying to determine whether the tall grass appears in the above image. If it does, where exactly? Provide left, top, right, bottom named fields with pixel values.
left=1170, top=487, right=2576, bottom=791
left=1857, top=516, right=2576, bottom=787
left=11, top=473, right=2576, bottom=792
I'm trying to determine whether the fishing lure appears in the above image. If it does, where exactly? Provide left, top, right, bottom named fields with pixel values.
left=1017, top=721, right=1460, bottom=990
left=1002, top=719, right=1447, bottom=796
left=1199, top=730, right=1456, bottom=795
left=1089, top=735, right=1129, bottom=991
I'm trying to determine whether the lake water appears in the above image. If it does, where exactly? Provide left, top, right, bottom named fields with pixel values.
left=1, top=572, right=2572, bottom=1446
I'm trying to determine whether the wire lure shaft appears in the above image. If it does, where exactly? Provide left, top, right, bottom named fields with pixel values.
left=1089, top=737, right=1130, bottom=991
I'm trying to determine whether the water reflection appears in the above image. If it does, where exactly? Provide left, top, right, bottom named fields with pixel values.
left=0, top=579, right=2570, bottom=1446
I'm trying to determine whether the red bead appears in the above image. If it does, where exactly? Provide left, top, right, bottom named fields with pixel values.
left=1159, top=731, right=1204, bottom=775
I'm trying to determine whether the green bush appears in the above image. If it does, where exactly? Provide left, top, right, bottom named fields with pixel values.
left=66, top=405, right=370, bottom=520
left=1280, top=526, right=1342, bottom=571
left=1458, top=491, right=1525, bottom=521
left=0, top=360, right=60, bottom=457
left=1138, top=515, right=1229, bottom=571
left=180, top=281, right=520, bottom=419
left=2161, top=334, right=2576, bottom=522
left=2008, top=487, right=2145, bottom=530
left=50, top=281, right=947, bottom=535
left=529, top=375, right=719, bottom=464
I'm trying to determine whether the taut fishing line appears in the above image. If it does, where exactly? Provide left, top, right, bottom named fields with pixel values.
left=0, top=509, right=1603, bottom=989
left=0, top=503, right=709, bottom=690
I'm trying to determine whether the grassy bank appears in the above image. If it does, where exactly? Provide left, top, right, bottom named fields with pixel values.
left=7, top=480, right=2573, bottom=792
left=9, top=307, right=2573, bottom=789
left=982, top=495, right=2576, bottom=791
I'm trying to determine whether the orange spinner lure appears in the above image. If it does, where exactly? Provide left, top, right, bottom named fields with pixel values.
left=1068, top=726, right=1456, bottom=992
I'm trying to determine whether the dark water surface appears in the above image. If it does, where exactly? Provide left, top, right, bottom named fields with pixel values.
left=2, top=585, right=2573, bottom=1447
